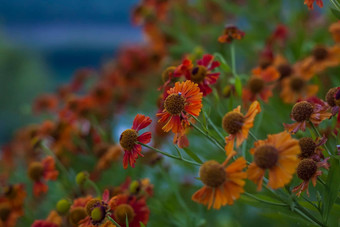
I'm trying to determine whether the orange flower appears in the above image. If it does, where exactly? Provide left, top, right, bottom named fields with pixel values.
left=299, top=45, right=340, bottom=77
left=247, top=131, right=300, bottom=190
left=109, top=194, right=149, bottom=227
left=304, top=0, right=323, bottom=9
left=293, top=158, right=329, bottom=196
left=119, top=114, right=152, bottom=168
left=280, top=73, right=318, bottom=104
left=329, top=21, right=340, bottom=43
left=27, top=156, right=59, bottom=196
left=284, top=100, right=332, bottom=134
left=33, top=94, right=59, bottom=114
left=242, top=66, right=279, bottom=103
left=95, top=144, right=122, bottom=171
left=192, top=152, right=247, bottom=209
left=157, top=80, right=203, bottom=146
left=2, top=184, right=26, bottom=215
left=218, top=25, right=245, bottom=43
left=223, top=101, right=261, bottom=155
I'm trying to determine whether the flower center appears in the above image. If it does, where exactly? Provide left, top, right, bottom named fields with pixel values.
left=199, top=160, right=226, bottom=188
left=291, top=101, right=313, bottom=122
left=325, top=87, right=337, bottom=107
left=190, top=65, right=207, bottom=83
left=85, top=199, right=102, bottom=215
left=69, top=207, right=87, bottom=226
left=161, top=66, right=176, bottom=83
left=28, top=162, right=44, bottom=182
left=164, top=93, right=185, bottom=115
left=313, top=47, right=328, bottom=61
left=222, top=112, right=245, bottom=135
left=114, top=204, right=135, bottom=225
left=254, top=145, right=279, bottom=169
left=299, top=137, right=316, bottom=159
left=277, top=64, right=293, bottom=78
left=0, top=203, right=11, bottom=222
left=120, top=129, right=138, bottom=151
left=248, top=77, right=265, bottom=94
left=297, top=159, right=317, bottom=181
left=56, top=199, right=71, bottom=215
left=289, top=76, right=305, bottom=92
left=91, top=207, right=105, bottom=222
left=335, top=88, right=340, bottom=107
left=4, top=186, right=17, bottom=199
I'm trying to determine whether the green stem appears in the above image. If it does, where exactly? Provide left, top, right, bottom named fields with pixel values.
left=309, top=121, right=332, bottom=156
left=244, top=192, right=287, bottom=207
left=107, top=215, right=122, bottom=227
left=191, top=123, right=225, bottom=153
left=203, top=110, right=225, bottom=141
left=230, top=44, right=236, bottom=76
left=249, top=130, right=258, bottom=141
left=87, top=179, right=101, bottom=197
left=138, top=142, right=201, bottom=166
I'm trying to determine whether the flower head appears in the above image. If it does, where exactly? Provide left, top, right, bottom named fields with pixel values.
left=242, top=66, right=279, bottom=103
left=185, top=54, right=220, bottom=96
left=192, top=153, right=247, bottom=209
left=284, top=100, right=332, bottom=134
left=157, top=80, right=203, bottom=146
left=304, top=0, right=323, bottom=9
left=292, top=158, right=329, bottom=196
left=119, top=114, right=152, bottom=168
left=298, top=136, right=326, bottom=161
left=28, top=156, right=59, bottom=196
left=218, top=25, right=245, bottom=43
left=247, top=131, right=300, bottom=190
left=223, top=101, right=261, bottom=155
left=109, top=194, right=149, bottom=227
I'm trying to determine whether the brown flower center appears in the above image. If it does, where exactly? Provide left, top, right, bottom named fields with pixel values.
left=254, top=145, right=279, bottom=169
left=0, top=203, right=11, bottom=222
left=120, top=129, right=138, bottom=151
left=289, top=76, right=305, bottom=92
left=335, top=89, right=340, bottom=107
left=313, top=47, right=329, bottom=61
left=164, top=93, right=185, bottom=115
left=190, top=65, right=207, bottom=83
left=297, top=159, right=317, bottom=181
left=248, top=77, right=265, bottom=94
left=161, top=66, right=176, bottom=83
left=69, top=207, right=87, bottom=226
left=85, top=199, right=102, bottom=215
left=277, top=64, right=293, bottom=78
left=291, top=101, right=313, bottom=122
left=222, top=112, right=245, bottom=135
left=28, top=162, right=44, bottom=182
left=299, top=137, right=316, bottom=159
left=325, top=87, right=337, bottom=107
left=114, top=204, right=135, bottom=225
left=199, top=160, right=226, bottom=188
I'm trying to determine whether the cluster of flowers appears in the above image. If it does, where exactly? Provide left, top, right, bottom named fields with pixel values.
left=1, top=0, right=340, bottom=226
left=31, top=176, right=152, bottom=227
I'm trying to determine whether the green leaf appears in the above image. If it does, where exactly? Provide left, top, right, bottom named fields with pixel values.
left=139, top=222, right=146, bottom=227
left=213, top=52, right=231, bottom=73
left=330, top=7, right=340, bottom=20
left=235, top=76, right=242, bottom=97
left=126, top=214, right=130, bottom=227
left=322, top=157, right=340, bottom=223
left=182, top=147, right=203, bottom=164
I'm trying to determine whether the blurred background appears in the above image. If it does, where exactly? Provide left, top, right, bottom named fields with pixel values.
left=0, top=0, right=142, bottom=143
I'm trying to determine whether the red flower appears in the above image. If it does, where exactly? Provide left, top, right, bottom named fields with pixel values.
left=185, top=54, right=220, bottom=96
left=27, top=156, right=59, bottom=197
left=218, top=25, right=245, bottom=43
left=304, top=0, right=323, bottom=9
left=31, top=220, right=58, bottom=227
left=119, top=114, right=152, bottom=168
left=109, top=194, right=150, bottom=227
